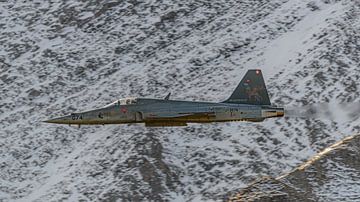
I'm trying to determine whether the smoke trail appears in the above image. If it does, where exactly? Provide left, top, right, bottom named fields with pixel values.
left=285, top=102, right=360, bottom=122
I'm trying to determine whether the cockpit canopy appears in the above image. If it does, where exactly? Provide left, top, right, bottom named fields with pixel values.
left=105, top=97, right=137, bottom=107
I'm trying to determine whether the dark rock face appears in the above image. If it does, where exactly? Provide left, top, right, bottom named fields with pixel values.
left=88, top=133, right=180, bottom=202
left=229, top=134, right=360, bottom=202
left=121, top=133, right=180, bottom=201
left=229, top=177, right=313, bottom=202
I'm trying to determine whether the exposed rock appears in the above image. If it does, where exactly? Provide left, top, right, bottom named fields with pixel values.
left=28, top=89, right=41, bottom=97
left=230, top=134, right=360, bottom=201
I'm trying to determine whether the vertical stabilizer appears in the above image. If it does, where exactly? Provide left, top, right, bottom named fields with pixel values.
left=223, top=69, right=271, bottom=105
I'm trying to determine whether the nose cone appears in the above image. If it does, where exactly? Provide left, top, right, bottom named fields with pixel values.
left=43, top=115, right=72, bottom=124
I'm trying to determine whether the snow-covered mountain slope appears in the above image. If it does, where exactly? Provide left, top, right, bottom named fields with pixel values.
left=229, top=134, right=360, bottom=202
left=0, top=0, right=359, bottom=201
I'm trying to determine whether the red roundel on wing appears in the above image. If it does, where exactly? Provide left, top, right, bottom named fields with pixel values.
left=121, top=107, right=127, bottom=113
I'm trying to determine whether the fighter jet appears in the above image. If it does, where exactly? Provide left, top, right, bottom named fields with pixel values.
left=44, top=69, right=284, bottom=127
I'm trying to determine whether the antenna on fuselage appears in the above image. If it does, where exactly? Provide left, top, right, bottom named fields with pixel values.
left=164, top=92, right=171, bottom=100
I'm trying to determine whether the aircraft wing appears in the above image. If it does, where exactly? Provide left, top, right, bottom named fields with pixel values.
left=144, top=111, right=215, bottom=119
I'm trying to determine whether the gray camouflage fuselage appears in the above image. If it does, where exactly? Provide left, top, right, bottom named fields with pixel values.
left=44, top=69, right=284, bottom=127
left=44, top=98, right=284, bottom=127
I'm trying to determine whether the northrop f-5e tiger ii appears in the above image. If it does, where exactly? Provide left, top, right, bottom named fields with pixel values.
left=44, top=69, right=284, bottom=127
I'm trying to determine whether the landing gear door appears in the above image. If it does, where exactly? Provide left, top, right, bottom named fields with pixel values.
left=135, top=112, right=143, bottom=122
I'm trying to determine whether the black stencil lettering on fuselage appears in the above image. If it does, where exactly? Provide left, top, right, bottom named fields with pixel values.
left=71, top=114, right=83, bottom=120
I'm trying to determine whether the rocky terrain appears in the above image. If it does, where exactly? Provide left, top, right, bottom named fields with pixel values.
left=0, top=0, right=359, bottom=201
left=229, top=134, right=360, bottom=202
